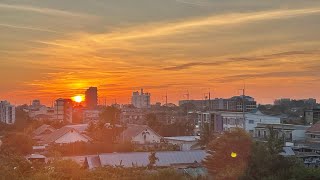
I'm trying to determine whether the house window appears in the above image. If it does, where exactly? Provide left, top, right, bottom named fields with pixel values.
left=263, top=131, right=267, bottom=138
left=249, top=130, right=254, bottom=135
left=258, top=130, right=261, bottom=137
left=249, top=120, right=254, bottom=124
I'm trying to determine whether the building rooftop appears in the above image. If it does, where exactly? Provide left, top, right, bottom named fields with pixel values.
left=120, top=124, right=162, bottom=142
left=164, top=136, right=200, bottom=142
left=84, top=150, right=207, bottom=169
left=32, top=124, right=56, bottom=136
left=306, top=122, right=320, bottom=133
left=65, top=124, right=89, bottom=133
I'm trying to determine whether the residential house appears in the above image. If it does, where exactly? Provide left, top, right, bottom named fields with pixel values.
left=306, top=122, right=320, bottom=143
left=39, top=127, right=92, bottom=145
left=32, top=124, right=56, bottom=141
left=120, top=124, right=162, bottom=144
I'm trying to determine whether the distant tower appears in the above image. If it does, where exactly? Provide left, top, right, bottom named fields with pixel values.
left=131, top=88, right=151, bottom=108
left=85, top=87, right=98, bottom=109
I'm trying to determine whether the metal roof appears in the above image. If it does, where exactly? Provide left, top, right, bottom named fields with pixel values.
left=65, top=124, right=89, bottom=133
left=86, top=150, right=207, bottom=169
left=164, top=136, right=200, bottom=142
left=280, top=147, right=295, bottom=157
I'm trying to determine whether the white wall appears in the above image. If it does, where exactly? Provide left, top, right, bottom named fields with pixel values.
left=132, top=129, right=162, bottom=144
left=292, top=130, right=307, bottom=141
left=165, top=139, right=197, bottom=151
left=245, top=113, right=280, bottom=132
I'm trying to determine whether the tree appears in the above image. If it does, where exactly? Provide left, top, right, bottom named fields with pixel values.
left=241, top=127, right=293, bottom=180
left=0, top=133, right=34, bottom=155
left=148, top=151, right=159, bottom=169
left=197, top=123, right=214, bottom=147
left=203, top=129, right=252, bottom=179
left=99, top=106, right=121, bottom=125
left=266, top=126, right=283, bottom=155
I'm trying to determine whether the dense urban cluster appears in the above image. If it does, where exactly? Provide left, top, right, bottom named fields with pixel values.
left=1, top=87, right=320, bottom=179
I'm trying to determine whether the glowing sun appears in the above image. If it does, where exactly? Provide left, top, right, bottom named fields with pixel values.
left=72, top=95, right=84, bottom=103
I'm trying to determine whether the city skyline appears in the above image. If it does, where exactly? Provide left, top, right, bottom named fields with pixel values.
left=1, top=0, right=320, bottom=105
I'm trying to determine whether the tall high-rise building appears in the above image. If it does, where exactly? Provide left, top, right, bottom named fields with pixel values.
left=132, top=89, right=151, bottom=109
left=54, top=98, right=73, bottom=123
left=85, top=87, right=98, bottom=109
left=0, top=101, right=15, bottom=124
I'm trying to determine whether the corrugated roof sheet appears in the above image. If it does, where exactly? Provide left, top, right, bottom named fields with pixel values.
left=164, top=136, right=200, bottom=142
left=94, top=150, right=207, bottom=168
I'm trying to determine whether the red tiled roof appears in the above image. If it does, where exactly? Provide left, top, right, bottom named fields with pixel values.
left=306, top=122, right=320, bottom=133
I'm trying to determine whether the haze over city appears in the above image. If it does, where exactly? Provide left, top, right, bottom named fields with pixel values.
left=1, top=0, right=320, bottom=105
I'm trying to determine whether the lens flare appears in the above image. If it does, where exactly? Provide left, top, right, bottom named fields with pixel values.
left=231, top=152, right=237, bottom=158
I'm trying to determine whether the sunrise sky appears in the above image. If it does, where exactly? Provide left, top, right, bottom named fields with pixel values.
left=1, top=0, right=320, bottom=105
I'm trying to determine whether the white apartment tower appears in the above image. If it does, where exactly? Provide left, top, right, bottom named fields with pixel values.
left=132, top=89, right=151, bottom=109
left=0, top=101, right=15, bottom=124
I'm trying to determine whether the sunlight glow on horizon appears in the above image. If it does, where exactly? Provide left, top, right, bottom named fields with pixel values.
left=72, top=95, right=84, bottom=103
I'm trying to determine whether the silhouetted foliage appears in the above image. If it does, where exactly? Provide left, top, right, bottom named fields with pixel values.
left=100, top=106, right=121, bottom=125
left=203, top=129, right=252, bottom=179
left=148, top=151, right=159, bottom=169
left=197, top=123, right=214, bottom=147
left=0, top=132, right=34, bottom=155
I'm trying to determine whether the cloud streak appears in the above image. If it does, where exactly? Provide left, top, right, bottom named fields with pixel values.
left=98, top=7, right=320, bottom=41
left=0, top=23, right=60, bottom=33
left=163, top=50, right=320, bottom=71
left=0, top=3, right=94, bottom=18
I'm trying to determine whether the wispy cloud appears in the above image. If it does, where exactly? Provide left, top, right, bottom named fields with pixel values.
left=175, top=0, right=211, bottom=7
left=94, top=7, right=320, bottom=41
left=0, top=3, right=95, bottom=18
left=163, top=50, right=320, bottom=71
left=0, top=23, right=60, bottom=33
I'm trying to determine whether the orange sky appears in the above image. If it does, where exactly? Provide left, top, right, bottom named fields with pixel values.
left=1, top=0, right=320, bottom=105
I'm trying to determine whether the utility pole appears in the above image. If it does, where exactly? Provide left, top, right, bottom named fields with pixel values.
left=239, top=85, right=246, bottom=131
left=183, top=90, right=190, bottom=122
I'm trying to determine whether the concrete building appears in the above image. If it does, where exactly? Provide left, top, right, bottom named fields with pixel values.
left=304, top=109, right=320, bottom=124
left=85, top=87, right=98, bottom=109
left=131, top=89, right=151, bottom=109
left=54, top=98, right=73, bottom=123
left=120, top=107, right=146, bottom=124
left=254, top=123, right=310, bottom=143
left=195, top=110, right=280, bottom=136
left=82, top=109, right=100, bottom=123
left=179, top=95, right=257, bottom=112
left=0, top=101, right=15, bottom=124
